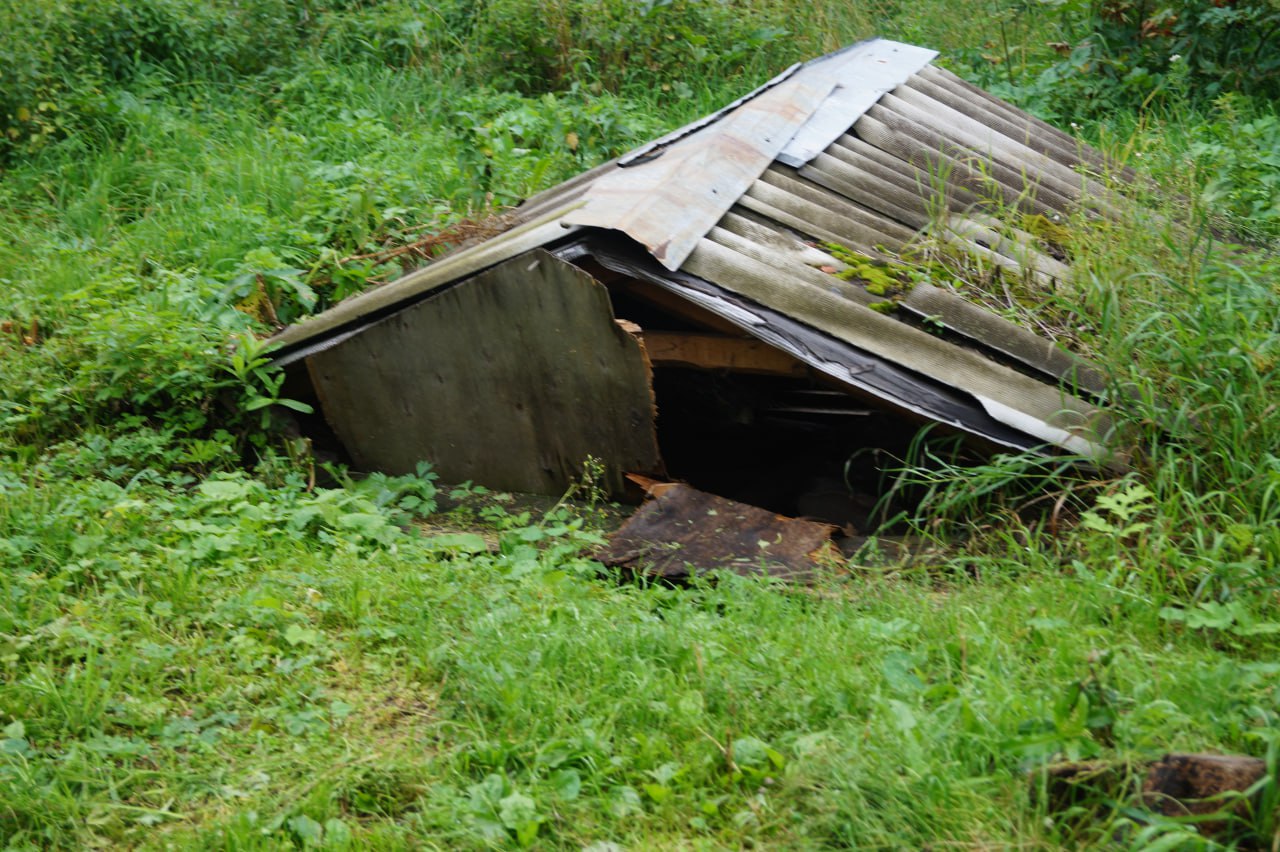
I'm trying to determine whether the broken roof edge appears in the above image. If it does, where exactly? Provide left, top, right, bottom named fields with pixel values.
left=776, top=40, right=938, bottom=167
left=268, top=38, right=943, bottom=357
left=564, top=234, right=1108, bottom=460
left=268, top=203, right=586, bottom=361
left=562, top=38, right=936, bottom=270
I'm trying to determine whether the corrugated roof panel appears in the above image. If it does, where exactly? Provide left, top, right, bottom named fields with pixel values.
left=907, top=72, right=1086, bottom=173
left=827, top=132, right=980, bottom=210
left=561, top=59, right=836, bottom=270
left=880, top=92, right=1084, bottom=205
left=919, top=65, right=1132, bottom=182
left=679, top=237, right=1111, bottom=458
left=751, top=167, right=916, bottom=245
left=939, top=214, right=1071, bottom=285
left=705, top=222, right=874, bottom=308
left=776, top=40, right=937, bottom=167
left=878, top=88, right=1124, bottom=219
left=850, top=107, right=1073, bottom=218
left=269, top=38, right=1131, bottom=457
left=715, top=211, right=858, bottom=279
left=797, top=151, right=933, bottom=229
left=582, top=241, right=1047, bottom=450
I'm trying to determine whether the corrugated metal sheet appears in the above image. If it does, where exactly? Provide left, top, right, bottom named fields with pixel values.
left=777, top=41, right=937, bottom=167
left=270, top=37, right=1131, bottom=458
left=560, top=39, right=935, bottom=269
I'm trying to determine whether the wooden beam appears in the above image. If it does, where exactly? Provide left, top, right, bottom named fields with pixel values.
left=629, top=329, right=810, bottom=377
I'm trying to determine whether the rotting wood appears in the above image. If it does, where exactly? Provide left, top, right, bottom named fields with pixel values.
left=598, top=476, right=839, bottom=583
left=1040, top=753, right=1271, bottom=842
left=306, top=250, right=663, bottom=495
left=1041, top=760, right=1130, bottom=817
left=1143, top=753, right=1269, bottom=836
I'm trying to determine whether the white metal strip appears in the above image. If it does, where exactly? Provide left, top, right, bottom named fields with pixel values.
left=777, top=40, right=937, bottom=167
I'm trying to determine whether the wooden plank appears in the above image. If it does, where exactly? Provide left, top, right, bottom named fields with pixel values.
left=306, top=250, right=663, bottom=496
left=598, top=480, right=838, bottom=582
left=638, top=331, right=810, bottom=377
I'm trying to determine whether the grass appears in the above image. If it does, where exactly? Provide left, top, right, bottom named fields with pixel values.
left=2, top=0, right=1279, bottom=848
left=4, top=468, right=1274, bottom=848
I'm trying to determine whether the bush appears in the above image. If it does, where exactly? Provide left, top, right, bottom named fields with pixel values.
left=469, top=0, right=789, bottom=94
left=0, top=0, right=319, bottom=163
left=1018, top=0, right=1280, bottom=121
left=0, top=270, right=250, bottom=450
left=1188, top=96, right=1280, bottom=242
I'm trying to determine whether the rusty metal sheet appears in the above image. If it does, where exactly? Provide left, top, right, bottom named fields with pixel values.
left=598, top=479, right=837, bottom=583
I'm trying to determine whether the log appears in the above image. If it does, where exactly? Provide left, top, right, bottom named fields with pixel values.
left=1040, top=753, right=1270, bottom=842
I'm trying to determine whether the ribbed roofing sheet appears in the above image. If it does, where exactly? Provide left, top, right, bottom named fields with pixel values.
left=560, top=39, right=935, bottom=269
left=271, top=37, right=1126, bottom=457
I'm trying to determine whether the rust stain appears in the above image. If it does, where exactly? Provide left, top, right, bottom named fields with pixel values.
left=599, top=479, right=838, bottom=583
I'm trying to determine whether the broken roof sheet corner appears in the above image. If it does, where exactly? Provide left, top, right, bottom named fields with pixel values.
left=560, top=38, right=938, bottom=270
left=271, top=37, right=1131, bottom=473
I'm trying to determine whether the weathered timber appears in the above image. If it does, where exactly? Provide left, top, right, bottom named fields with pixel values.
left=306, top=250, right=663, bottom=495
left=598, top=478, right=838, bottom=582
left=1143, top=753, right=1268, bottom=836
left=638, top=331, right=810, bottom=377
left=1040, top=754, right=1271, bottom=843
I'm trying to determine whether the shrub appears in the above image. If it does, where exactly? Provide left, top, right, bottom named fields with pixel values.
left=0, top=0, right=316, bottom=163
left=1188, top=96, right=1280, bottom=242
left=468, top=0, right=789, bottom=94
left=1019, top=0, right=1280, bottom=121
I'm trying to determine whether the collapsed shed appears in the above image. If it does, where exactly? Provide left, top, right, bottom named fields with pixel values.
left=269, top=38, right=1126, bottom=534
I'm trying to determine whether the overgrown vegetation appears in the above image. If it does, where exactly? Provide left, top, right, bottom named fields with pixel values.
left=2, top=0, right=1278, bottom=847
